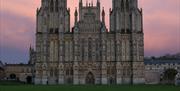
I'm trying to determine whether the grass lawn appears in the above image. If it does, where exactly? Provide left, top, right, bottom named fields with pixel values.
left=0, top=85, right=180, bottom=91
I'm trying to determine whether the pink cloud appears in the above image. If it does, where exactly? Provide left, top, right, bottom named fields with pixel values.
left=0, top=0, right=179, bottom=63
left=0, top=10, right=35, bottom=52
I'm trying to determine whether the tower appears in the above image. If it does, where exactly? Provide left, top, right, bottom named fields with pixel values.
left=35, top=0, right=70, bottom=85
left=79, top=0, right=101, bottom=22
left=29, top=45, right=36, bottom=65
left=74, top=7, right=78, bottom=25
left=110, top=0, right=145, bottom=84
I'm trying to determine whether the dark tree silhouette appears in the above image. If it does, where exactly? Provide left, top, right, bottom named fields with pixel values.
left=163, top=68, right=178, bottom=84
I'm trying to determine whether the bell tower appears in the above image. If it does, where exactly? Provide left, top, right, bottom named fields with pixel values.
left=35, top=0, right=70, bottom=85
left=110, top=0, right=141, bottom=33
left=110, top=0, right=145, bottom=84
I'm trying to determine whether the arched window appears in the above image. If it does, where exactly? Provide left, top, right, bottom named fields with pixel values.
left=50, top=0, right=54, bottom=12
left=96, top=39, right=99, bottom=61
left=109, top=77, right=116, bottom=84
left=112, top=66, right=116, bottom=75
left=107, top=67, right=111, bottom=75
left=121, top=0, right=124, bottom=11
left=126, top=0, right=129, bottom=11
left=66, top=69, right=69, bottom=75
left=50, top=69, right=53, bottom=77
left=49, top=28, right=53, bottom=34
left=9, top=74, right=16, bottom=79
left=70, top=67, right=73, bottom=76
left=88, top=38, right=92, bottom=61
left=82, top=39, right=85, bottom=61
left=86, top=72, right=95, bottom=84
left=55, top=0, right=58, bottom=12
left=55, top=28, right=59, bottom=34
left=67, top=77, right=73, bottom=84
left=54, top=69, right=58, bottom=77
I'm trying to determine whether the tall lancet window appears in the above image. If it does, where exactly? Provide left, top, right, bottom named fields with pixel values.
left=121, top=0, right=124, bottom=11
left=54, top=69, right=58, bottom=77
left=96, top=39, right=99, bottom=61
left=126, top=0, right=129, bottom=11
left=82, top=39, right=85, bottom=61
left=55, top=0, right=58, bottom=12
left=50, top=0, right=54, bottom=12
left=88, top=38, right=92, bottom=61
left=50, top=69, right=53, bottom=77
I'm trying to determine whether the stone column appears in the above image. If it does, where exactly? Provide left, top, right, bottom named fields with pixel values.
left=101, top=62, right=107, bottom=84
left=41, top=63, right=48, bottom=85
left=116, top=62, right=122, bottom=84
left=34, top=66, right=42, bottom=84
left=73, top=62, right=79, bottom=85
left=58, top=63, right=64, bottom=84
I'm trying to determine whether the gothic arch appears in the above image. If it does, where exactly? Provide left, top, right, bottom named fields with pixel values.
left=85, top=72, right=95, bottom=84
left=9, top=73, right=16, bottom=80
left=121, top=0, right=124, bottom=11
left=109, top=77, right=116, bottom=84
left=88, top=38, right=92, bottom=61
left=26, top=76, right=32, bottom=84
left=126, top=0, right=129, bottom=11
left=55, top=0, right=58, bottom=12
left=50, top=0, right=54, bottom=12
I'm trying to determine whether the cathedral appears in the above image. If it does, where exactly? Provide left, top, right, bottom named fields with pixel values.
left=35, top=0, right=145, bottom=85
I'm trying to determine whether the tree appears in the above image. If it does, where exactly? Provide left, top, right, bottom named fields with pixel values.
left=163, top=68, right=178, bottom=84
left=151, top=56, right=156, bottom=60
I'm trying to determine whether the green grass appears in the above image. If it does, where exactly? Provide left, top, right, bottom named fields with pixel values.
left=0, top=81, right=25, bottom=85
left=0, top=85, right=179, bottom=91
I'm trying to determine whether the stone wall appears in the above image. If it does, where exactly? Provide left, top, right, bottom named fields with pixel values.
left=4, top=64, right=33, bottom=83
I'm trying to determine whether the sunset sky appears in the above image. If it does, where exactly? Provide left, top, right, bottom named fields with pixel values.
left=0, top=0, right=180, bottom=63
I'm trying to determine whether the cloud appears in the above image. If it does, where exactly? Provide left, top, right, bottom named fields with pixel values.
left=141, top=0, right=180, bottom=56
left=0, top=0, right=179, bottom=63
left=0, top=10, right=35, bottom=63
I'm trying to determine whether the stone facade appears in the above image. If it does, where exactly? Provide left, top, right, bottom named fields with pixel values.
left=0, top=61, right=3, bottom=67
left=145, top=60, right=180, bottom=84
left=0, top=68, right=4, bottom=80
left=35, top=0, right=145, bottom=85
left=4, top=64, right=33, bottom=83
left=0, top=61, right=5, bottom=80
left=1, top=47, right=35, bottom=83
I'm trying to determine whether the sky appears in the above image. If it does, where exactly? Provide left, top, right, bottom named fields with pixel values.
left=0, top=0, right=180, bottom=64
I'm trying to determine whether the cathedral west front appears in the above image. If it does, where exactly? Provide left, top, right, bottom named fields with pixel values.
left=35, top=0, right=145, bottom=85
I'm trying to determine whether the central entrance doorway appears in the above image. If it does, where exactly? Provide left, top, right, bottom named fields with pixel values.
left=85, top=72, right=95, bottom=84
